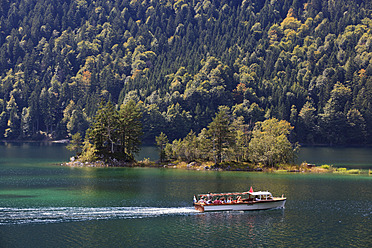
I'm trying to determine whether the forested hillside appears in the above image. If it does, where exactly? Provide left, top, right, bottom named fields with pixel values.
left=1, top=0, right=372, bottom=145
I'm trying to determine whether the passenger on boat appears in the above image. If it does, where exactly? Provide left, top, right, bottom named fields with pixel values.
left=227, top=197, right=232, bottom=203
left=207, top=193, right=211, bottom=200
left=203, top=193, right=211, bottom=204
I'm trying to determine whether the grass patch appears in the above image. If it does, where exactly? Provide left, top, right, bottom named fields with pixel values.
left=308, top=164, right=334, bottom=173
left=334, top=167, right=361, bottom=174
left=274, top=169, right=288, bottom=173
left=335, top=167, right=347, bottom=173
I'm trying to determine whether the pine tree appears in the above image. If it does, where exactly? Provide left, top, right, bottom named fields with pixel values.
left=66, top=132, right=83, bottom=155
left=87, top=100, right=118, bottom=154
left=208, top=109, right=232, bottom=164
left=156, top=132, right=168, bottom=162
left=118, top=99, right=143, bottom=161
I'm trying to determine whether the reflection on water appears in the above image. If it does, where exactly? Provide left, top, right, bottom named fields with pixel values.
left=193, top=209, right=285, bottom=247
left=297, top=146, right=372, bottom=169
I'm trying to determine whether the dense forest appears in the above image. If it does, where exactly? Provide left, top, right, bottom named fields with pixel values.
left=1, top=0, right=372, bottom=145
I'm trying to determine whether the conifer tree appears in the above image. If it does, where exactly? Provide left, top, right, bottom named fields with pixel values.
left=156, top=132, right=168, bottom=162
left=0, top=0, right=372, bottom=146
left=208, top=109, right=232, bottom=164
left=87, top=100, right=118, bottom=154
left=82, top=99, right=143, bottom=162
left=118, top=99, right=143, bottom=161
left=66, top=132, right=83, bottom=155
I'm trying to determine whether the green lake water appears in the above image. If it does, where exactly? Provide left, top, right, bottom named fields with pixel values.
left=298, top=146, right=372, bottom=169
left=0, top=142, right=371, bottom=247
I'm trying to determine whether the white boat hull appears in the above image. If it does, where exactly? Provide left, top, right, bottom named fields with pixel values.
left=195, top=198, right=286, bottom=212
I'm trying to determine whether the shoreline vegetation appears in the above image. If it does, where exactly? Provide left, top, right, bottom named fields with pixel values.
left=62, top=159, right=371, bottom=175
left=62, top=100, right=371, bottom=175
left=1, top=139, right=369, bottom=175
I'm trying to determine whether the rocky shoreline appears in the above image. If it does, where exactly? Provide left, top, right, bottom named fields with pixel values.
left=63, top=157, right=139, bottom=168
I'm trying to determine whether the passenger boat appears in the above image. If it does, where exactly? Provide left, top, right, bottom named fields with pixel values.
left=193, top=187, right=286, bottom=212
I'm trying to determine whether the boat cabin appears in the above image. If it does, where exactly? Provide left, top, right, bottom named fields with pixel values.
left=195, top=191, right=274, bottom=204
left=249, top=191, right=273, bottom=201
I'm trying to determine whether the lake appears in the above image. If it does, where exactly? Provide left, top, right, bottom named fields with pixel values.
left=0, top=142, right=371, bottom=247
left=298, top=146, right=372, bottom=169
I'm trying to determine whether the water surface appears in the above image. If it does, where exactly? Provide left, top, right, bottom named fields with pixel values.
left=0, top=143, right=371, bottom=247
left=298, top=146, right=372, bottom=169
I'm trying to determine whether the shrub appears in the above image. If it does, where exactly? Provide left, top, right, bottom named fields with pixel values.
left=347, top=169, right=360, bottom=174
left=336, top=167, right=347, bottom=172
left=142, top=158, right=151, bottom=164
left=320, top=164, right=331, bottom=170
left=80, top=141, right=98, bottom=162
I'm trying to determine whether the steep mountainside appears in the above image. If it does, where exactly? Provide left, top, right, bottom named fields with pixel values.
left=0, top=0, right=372, bottom=144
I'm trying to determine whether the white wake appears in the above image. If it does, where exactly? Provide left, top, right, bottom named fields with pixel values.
left=0, top=206, right=198, bottom=225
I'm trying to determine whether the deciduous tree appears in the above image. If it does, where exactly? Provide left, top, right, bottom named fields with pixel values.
left=249, top=118, right=296, bottom=167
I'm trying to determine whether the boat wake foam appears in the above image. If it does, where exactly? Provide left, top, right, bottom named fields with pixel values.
left=0, top=207, right=198, bottom=225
